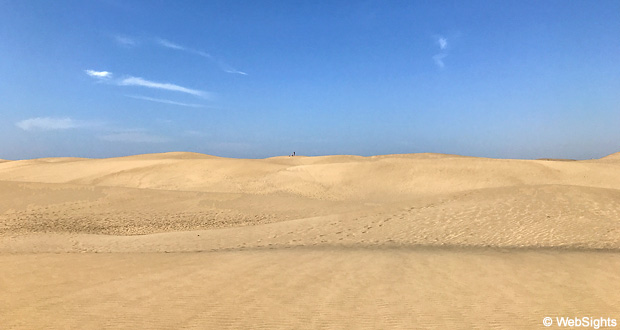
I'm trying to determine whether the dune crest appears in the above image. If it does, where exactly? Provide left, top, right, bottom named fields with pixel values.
left=598, top=151, right=620, bottom=161
left=113, top=151, right=217, bottom=160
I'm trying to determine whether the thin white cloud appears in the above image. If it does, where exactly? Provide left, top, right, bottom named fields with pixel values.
left=432, top=35, right=450, bottom=69
left=115, top=35, right=137, bottom=47
left=432, top=31, right=461, bottom=69
left=119, top=76, right=209, bottom=98
left=437, top=37, right=448, bottom=50
left=16, top=117, right=89, bottom=131
left=115, top=36, right=245, bottom=74
left=84, top=70, right=212, bottom=99
left=157, top=38, right=186, bottom=51
left=126, top=95, right=205, bottom=108
left=221, top=64, right=248, bottom=76
left=157, top=38, right=214, bottom=59
left=155, top=37, right=246, bottom=75
left=194, top=50, right=214, bottom=59
left=99, top=132, right=171, bottom=143
left=85, top=70, right=112, bottom=79
left=433, top=53, right=447, bottom=69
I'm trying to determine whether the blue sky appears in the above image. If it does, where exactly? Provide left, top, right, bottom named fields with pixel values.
left=1, top=0, right=619, bottom=159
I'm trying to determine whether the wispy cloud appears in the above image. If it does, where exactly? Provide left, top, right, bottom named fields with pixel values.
left=118, top=76, right=209, bottom=98
left=437, top=37, right=448, bottom=50
left=157, top=38, right=186, bottom=51
left=115, top=35, right=137, bottom=47
left=85, top=70, right=112, bottom=79
left=99, top=131, right=171, bottom=143
left=157, top=38, right=213, bottom=58
left=16, top=117, right=92, bottom=131
left=433, top=53, right=447, bottom=69
left=432, top=35, right=450, bottom=69
left=221, top=64, right=248, bottom=76
left=126, top=95, right=205, bottom=108
left=156, top=38, right=247, bottom=75
left=112, top=35, right=247, bottom=75
left=85, top=70, right=211, bottom=105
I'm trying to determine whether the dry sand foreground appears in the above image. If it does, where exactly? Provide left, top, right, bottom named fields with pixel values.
left=1, top=152, right=619, bottom=329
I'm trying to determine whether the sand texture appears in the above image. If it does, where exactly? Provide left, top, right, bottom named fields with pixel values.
left=1, top=152, right=619, bottom=329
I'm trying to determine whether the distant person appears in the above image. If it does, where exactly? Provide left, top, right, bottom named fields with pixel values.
left=293, top=152, right=295, bottom=157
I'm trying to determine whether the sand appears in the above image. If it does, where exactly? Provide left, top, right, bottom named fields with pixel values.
left=1, top=152, right=619, bottom=329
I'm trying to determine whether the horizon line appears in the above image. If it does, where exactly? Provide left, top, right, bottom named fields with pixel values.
left=1, top=150, right=614, bottom=162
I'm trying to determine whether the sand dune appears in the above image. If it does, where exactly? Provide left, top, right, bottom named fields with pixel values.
left=2, top=151, right=620, bottom=199
left=597, top=151, right=620, bottom=162
left=1, top=152, right=620, bottom=241
left=2, top=152, right=619, bottom=329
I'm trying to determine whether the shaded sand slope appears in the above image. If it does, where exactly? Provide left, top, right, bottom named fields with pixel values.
left=2, top=184, right=619, bottom=253
left=0, top=180, right=352, bottom=236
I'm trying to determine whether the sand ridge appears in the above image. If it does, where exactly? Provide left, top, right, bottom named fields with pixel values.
left=1, top=152, right=620, bottom=244
left=1, top=152, right=620, bottom=196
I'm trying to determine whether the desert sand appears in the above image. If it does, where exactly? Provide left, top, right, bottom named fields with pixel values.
left=1, top=152, right=619, bottom=329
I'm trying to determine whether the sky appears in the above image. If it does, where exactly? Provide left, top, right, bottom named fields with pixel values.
left=1, top=0, right=619, bottom=160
